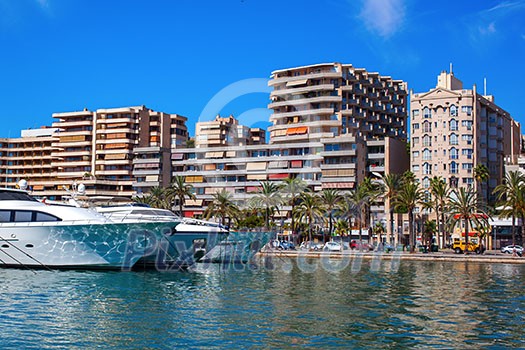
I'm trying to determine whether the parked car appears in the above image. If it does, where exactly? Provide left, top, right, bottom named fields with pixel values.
left=501, top=245, right=523, bottom=255
left=274, top=240, right=295, bottom=250
left=350, top=240, right=374, bottom=251
left=323, top=241, right=343, bottom=252
left=299, top=241, right=323, bottom=251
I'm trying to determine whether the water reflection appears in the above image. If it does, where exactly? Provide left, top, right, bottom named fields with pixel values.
left=0, top=260, right=524, bottom=348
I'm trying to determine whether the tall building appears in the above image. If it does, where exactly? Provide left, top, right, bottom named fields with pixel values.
left=268, top=62, right=408, bottom=144
left=0, top=106, right=188, bottom=199
left=410, top=70, right=521, bottom=206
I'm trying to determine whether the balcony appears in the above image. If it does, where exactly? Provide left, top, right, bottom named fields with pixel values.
left=269, top=71, right=341, bottom=86
left=270, top=84, right=335, bottom=97
left=268, top=95, right=340, bottom=109
left=271, top=108, right=335, bottom=119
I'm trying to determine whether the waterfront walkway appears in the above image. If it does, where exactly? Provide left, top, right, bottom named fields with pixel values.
left=258, top=249, right=525, bottom=264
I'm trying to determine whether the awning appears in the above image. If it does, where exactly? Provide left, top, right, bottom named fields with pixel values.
left=286, top=79, right=308, bottom=87
left=205, top=151, right=224, bottom=158
left=171, top=153, right=184, bottom=160
left=226, top=151, right=236, bottom=157
left=247, top=174, right=267, bottom=180
left=246, top=186, right=261, bottom=193
left=268, top=161, right=289, bottom=169
left=145, top=175, right=159, bottom=182
left=105, top=153, right=127, bottom=160
left=290, top=160, right=302, bottom=168
left=287, top=126, right=308, bottom=136
left=185, top=199, right=203, bottom=206
left=204, top=164, right=216, bottom=171
left=246, top=162, right=267, bottom=171
left=322, top=182, right=354, bottom=189
left=268, top=173, right=289, bottom=180
left=186, top=176, right=204, bottom=183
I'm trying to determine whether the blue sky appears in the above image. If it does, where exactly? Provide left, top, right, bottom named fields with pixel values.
left=0, top=0, right=524, bottom=137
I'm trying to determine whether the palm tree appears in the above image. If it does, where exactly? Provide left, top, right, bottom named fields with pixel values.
left=474, top=163, right=489, bottom=204
left=204, top=189, right=239, bottom=226
left=320, top=188, right=342, bottom=242
left=281, top=177, right=307, bottom=238
left=378, top=173, right=402, bottom=245
left=252, top=181, right=284, bottom=229
left=169, top=175, right=195, bottom=216
left=393, top=177, right=423, bottom=253
left=428, top=176, right=450, bottom=248
left=493, top=171, right=525, bottom=246
left=447, top=187, right=489, bottom=254
left=143, top=186, right=171, bottom=209
left=347, top=183, right=372, bottom=250
left=295, top=192, right=322, bottom=242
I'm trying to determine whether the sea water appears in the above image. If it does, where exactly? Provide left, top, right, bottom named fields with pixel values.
left=0, top=258, right=523, bottom=349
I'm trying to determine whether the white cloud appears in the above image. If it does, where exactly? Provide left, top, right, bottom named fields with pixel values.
left=478, top=21, right=496, bottom=35
left=358, top=0, right=405, bottom=39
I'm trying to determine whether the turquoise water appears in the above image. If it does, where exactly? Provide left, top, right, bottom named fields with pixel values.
left=0, top=258, right=524, bottom=349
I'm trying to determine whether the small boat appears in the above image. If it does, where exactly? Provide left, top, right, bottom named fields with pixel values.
left=0, top=186, right=180, bottom=270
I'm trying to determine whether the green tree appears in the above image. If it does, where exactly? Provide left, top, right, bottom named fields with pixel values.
left=393, top=176, right=423, bottom=253
left=169, top=175, right=195, bottom=216
left=428, top=176, right=450, bottom=247
left=281, top=177, right=307, bottom=237
left=204, top=189, right=239, bottom=226
left=320, top=188, right=342, bottom=242
left=378, top=173, right=402, bottom=245
left=347, top=183, right=373, bottom=250
left=474, top=163, right=490, bottom=204
left=252, top=181, right=284, bottom=229
left=295, top=192, right=322, bottom=242
left=493, top=171, right=525, bottom=246
left=447, top=187, right=489, bottom=254
left=141, top=186, right=171, bottom=209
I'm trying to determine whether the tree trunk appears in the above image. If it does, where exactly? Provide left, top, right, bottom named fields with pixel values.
left=409, top=211, right=414, bottom=253
left=389, top=208, right=394, bottom=245
left=512, top=213, right=516, bottom=246
left=358, top=220, right=363, bottom=251
left=328, top=211, right=333, bottom=243
left=464, top=218, right=470, bottom=255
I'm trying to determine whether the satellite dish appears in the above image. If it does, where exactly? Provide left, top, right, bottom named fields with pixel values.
left=77, top=183, right=86, bottom=195
left=18, top=179, right=28, bottom=191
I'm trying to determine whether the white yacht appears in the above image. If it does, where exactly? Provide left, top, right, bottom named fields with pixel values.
left=0, top=187, right=180, bottom=270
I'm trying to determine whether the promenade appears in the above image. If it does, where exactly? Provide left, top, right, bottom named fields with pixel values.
left=258, top=249, right=525, bottom=264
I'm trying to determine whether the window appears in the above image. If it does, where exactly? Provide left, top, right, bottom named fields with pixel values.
left=462, top=148, right=473, bottom=159
left=449, top=133, right=458, bottom=145
left=462, top=106, right=472, bottom=116
left=450, top=105, right=458, bottom=116
left=423, top=121, right=432, bottom=133
left=462, top=134, right=473, bottom=144
left=412, top=151, right=420, bottom=159
left=423, top=107, right=432, bottom=118
left=462, top=163, right=473, bottom=173
left=449, top=148, right=458, bottom=160
left=412, top=137, right=419, bottom=145
left=422, top=149, right=431, bottom=160
left=412, top=110, right=420, bottom=117
left=462, top=178, right=474, bottom=185
left=462, top=120, right=473, bottom=130
left=422, top=177, right=430, bottom=188
left=423, top=162, right=432, bottom=175
left=450, top=161, right=458, bottom=174
left=412, top=123, right=420, bottom=132
left=449, top=119, right=458, bottom=131
left=422, top=135, right=432, bottom=147
left=412, top=164, right=420, bottom=172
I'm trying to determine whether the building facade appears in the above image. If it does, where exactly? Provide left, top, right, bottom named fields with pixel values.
left=411, top=70, right=521, bottom=206
left=0, top=106, right=187, bottom=199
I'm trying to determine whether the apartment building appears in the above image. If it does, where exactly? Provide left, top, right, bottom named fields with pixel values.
left=0, top=106, right=188, bottom=199
left=0, top=127, right=61, bottom=193
left=195, top=114, right=266, bottom=148
left=268, top=62, right=408, bottom=144
left=411, top=70, right=521, bottom=206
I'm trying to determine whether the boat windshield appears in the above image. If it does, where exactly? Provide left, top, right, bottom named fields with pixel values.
left=0, top=190, right=39, bottom=202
